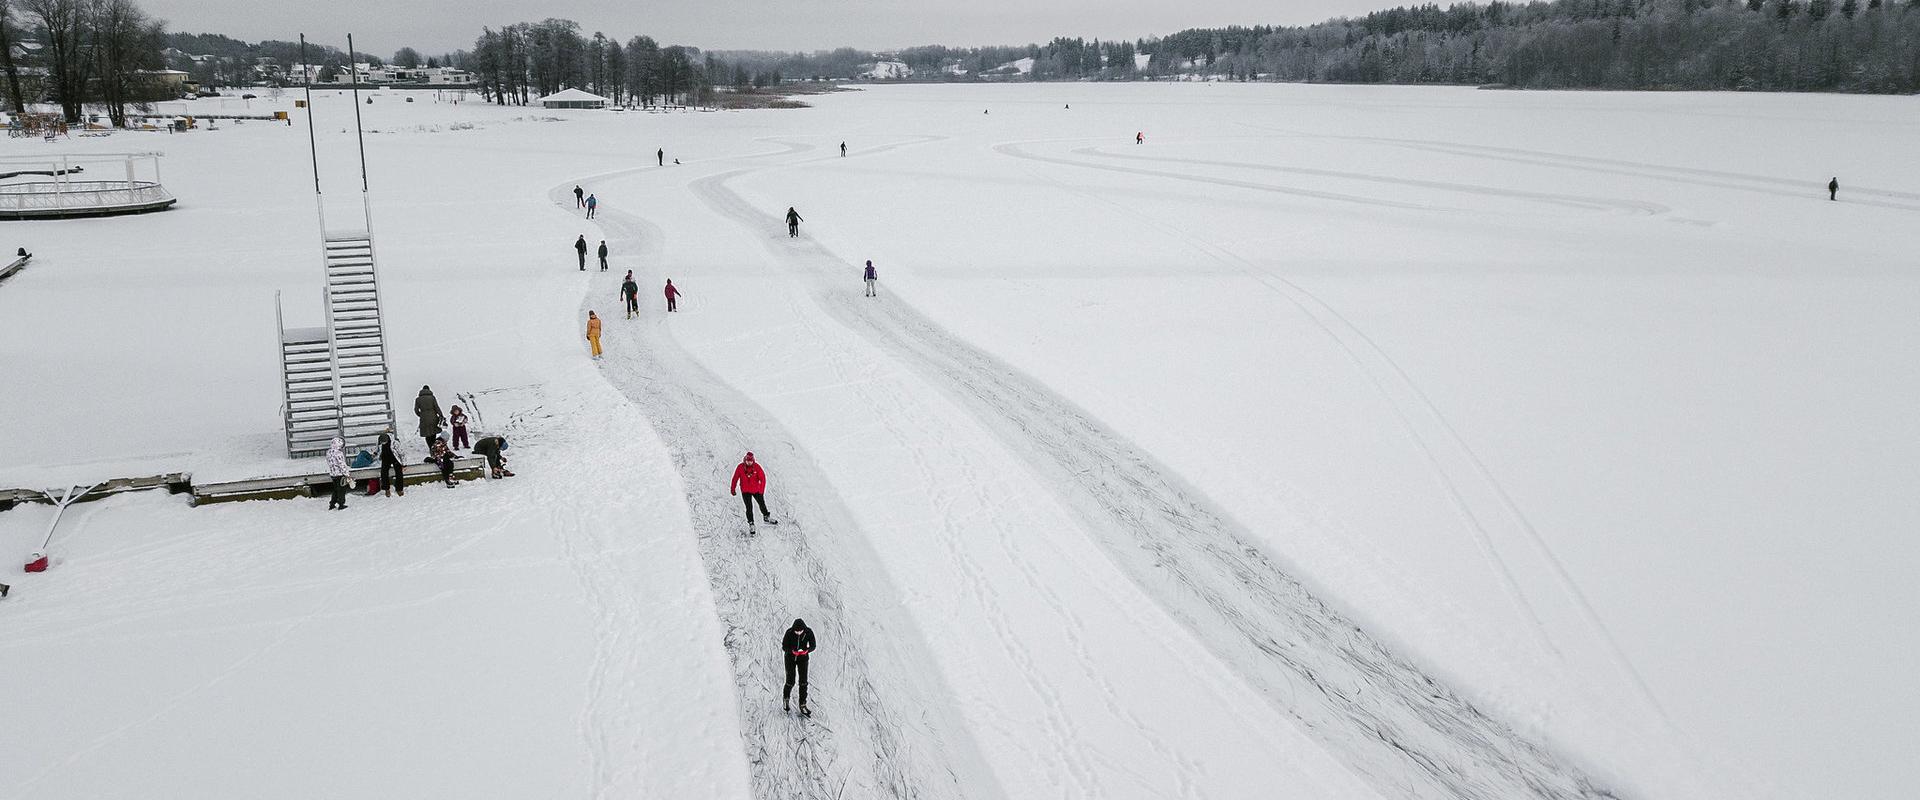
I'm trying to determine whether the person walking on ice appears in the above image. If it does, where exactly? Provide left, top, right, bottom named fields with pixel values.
left=730, top=451, right=778, bottom=531
left=586, top=311, right=603, bottom=360
left=325, top=437, right=351, bottom=510
left=1136, top=131, right=1144, bottom=144
left=657, top=148, right=664, bottom=166
left=785, top=207, right=803, bottom=238
left=574, top=235, right=588, bottom=271
left=664, top=278, right=681, bottom=312
left=573, top=185, right=584, bottom=207
left=586, top=193, right=598, bottom=219
left=1828, top=177, right=1839, bottom=201
left=839, top=141, right=847, bottom=157
left=863, top=260, right=878, bottom=297
left=782, top=618, right=816, bottom=715
left=597, top=239, right=609, bottom=271
left=621, top=271, right=640, bottom=319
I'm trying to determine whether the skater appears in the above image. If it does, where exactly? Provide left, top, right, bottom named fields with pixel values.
left=621, top=272, right=640, bottom=318
left=782, top=618, right=815, bottom=714
left=415, top=385, right=446, bottom=448
left=326, top=437, right=351, bottom=510
left=863, top=260, right=878, bottom=297
left=657, top=147, right=664, bottom=166
left=574, top=235, right=588, bottom=271
left=785, top=207, right=803, bottom=238
left=730, top=451, right=777, bottom=530
left=586, top=310, right=603, bottom=359
left=597, top=239, right=609, bottom=271
left=573, top=185, right=584, bottom=207
left=839, top=141, right=847, bottom=157
left=1136, top=131, right=1144, bottom=145
left=664, top=278, right=681, bottom=312
left=377, top=431, right=405, bottom=497
left=428, top=433, right=457, bottom=487
left=586, top=193, right=598, bottom=219
left=1828, top=177, right=1839, bottom=201
left=449, top=404, right=470, bottom=450
left=474, top=435, right=514, bottom=478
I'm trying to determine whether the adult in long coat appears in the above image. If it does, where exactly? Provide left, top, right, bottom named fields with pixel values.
left=415, top=386, right=445, bottom=447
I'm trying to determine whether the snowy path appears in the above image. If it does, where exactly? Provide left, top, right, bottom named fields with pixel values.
left=690, top=148, right=1621, bottom=799
left=547, top=171, right=996, bottom=800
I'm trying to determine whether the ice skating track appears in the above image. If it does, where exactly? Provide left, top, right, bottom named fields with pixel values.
left=559, top=136, right=1626, bottom=798
left=550, top=144, right=998, bottom=800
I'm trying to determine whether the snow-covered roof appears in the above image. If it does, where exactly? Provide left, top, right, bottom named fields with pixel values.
left=537, top=88, right=608, bottom=104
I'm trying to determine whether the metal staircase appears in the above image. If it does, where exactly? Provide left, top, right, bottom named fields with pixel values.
left=276, top=231, right=395, bottom=457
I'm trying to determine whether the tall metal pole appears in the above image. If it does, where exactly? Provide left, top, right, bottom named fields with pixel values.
left=300, top=35, right=321, bottom=197
left=347, top=34, right=370, bottom=194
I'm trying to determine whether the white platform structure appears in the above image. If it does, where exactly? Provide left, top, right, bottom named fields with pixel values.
left=0, top=152, right=175, bottom=219
left=276, top=35, right=396, bottom=458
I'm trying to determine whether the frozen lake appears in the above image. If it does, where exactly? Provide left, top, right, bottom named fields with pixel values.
left=2, top=83, right=1915, bottom=799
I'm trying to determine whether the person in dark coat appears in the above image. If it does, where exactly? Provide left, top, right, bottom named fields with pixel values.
left=863, top=260, right=878, bottom=297
left=586, top=193, right=598, bottom=219
left=621, top=271, right=640, bottom=319
left=414, top=385, right=445, bottom=448
left=377, top=431, right=405, bottom=497
left=598, top=240, right=609, bottom=271
left=785, top=207, right=803, bottom=238
left=839, top=141, right=846, bottom=157
left=657, top=148, right=664, bottom=166
left=574, top=235, right=588, bottom=270
left=781, top=618, right=816, bottom=714
left=1828, top=177, right=1839, bottom=201
left=474, top=435, right=513, bottom=478
left=573, top=185, right=584, bottom=207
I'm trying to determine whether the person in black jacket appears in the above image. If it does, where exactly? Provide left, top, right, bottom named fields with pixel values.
left=781, top=618, right=815, bottom=714
left=785, top=207, right=803, bottom=238
left=573, top=185, right=584, bottom=207
left=1828, top=177, right=1839, bottom=201
left=620, top=271, right=640, bottom=319
left=377, top=431, right=405, bottom=497
left=474, top=435, right=513, bottom=478
left=597, top=240, right=609, bottom=271
left=574, top=235, right=588, bottom=270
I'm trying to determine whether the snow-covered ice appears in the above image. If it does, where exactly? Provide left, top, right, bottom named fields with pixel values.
left=2, top=83, right=1915, bottom=799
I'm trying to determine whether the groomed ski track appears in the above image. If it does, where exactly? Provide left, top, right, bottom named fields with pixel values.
left=549, top=144, right=999, bottom=800
left=673, top=139, right=1624, bottom=799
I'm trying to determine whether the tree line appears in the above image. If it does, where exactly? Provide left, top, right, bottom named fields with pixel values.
left=464, top=19, right=789, bottom=107
left=0, top=0, right=168, bottom=125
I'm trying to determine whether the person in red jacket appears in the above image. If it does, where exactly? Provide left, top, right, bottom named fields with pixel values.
left=730, top=451, right=778, bottom=530
left=664, top=278, right=681, bottom=312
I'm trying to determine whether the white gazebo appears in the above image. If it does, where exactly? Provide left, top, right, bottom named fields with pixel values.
left=537, top=88, right=608, bottom=109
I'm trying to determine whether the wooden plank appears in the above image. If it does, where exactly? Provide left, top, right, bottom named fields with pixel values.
left=0, top=473, right=190, bottom=511
left=190, top=457, right=488, bottom=506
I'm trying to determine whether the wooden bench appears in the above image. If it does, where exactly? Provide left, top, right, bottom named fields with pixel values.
left=190, top=457, right=489, bottom=506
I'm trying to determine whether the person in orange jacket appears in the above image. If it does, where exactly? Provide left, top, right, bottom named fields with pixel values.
left=730, top=451, right=778, bottom=531
left=586, top=310, right=602, bottom=360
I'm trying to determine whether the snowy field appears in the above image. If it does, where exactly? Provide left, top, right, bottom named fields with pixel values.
left=2, top=83, right=1915, bottom=799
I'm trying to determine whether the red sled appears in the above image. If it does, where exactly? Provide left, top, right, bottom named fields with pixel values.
left=24, top=551, right=49, bottom=573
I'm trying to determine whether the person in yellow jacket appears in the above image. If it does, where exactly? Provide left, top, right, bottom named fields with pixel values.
left=586, top=310, right=603, bottom=360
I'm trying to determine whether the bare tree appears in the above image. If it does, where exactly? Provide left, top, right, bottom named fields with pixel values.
left=92, top=0, right=164, bottom=127
left=0, top=0, right=28, bottom=113
left=24, top=0, right=92, bottom=122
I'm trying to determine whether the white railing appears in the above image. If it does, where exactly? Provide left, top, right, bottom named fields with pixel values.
left=0, top=180, right=173, bottom=214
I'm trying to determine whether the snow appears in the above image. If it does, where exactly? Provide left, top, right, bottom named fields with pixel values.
left=3, top=83, right=1917, bottom=800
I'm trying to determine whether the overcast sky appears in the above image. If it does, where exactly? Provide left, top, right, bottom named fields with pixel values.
left=143, top=0, right=1392, bottom=58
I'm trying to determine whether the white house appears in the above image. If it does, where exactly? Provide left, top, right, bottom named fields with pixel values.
left=537, top=88, right=608, bottom=109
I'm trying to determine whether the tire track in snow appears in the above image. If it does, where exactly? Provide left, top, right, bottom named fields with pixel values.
left=692, top=151, right=1624, bottom=799
left=1069, top=144, right=1670, bottom=216
left=547, top=162, right=996, bottom=800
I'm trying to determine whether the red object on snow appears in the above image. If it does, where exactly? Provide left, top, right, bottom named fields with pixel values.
left=24, top=551, right=48, bottom=573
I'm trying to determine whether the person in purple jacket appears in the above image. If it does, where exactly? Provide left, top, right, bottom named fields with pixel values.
left=862, top=260, right=878, bottom=297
